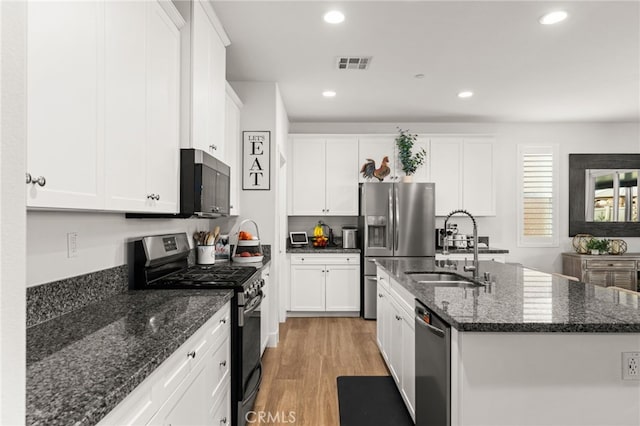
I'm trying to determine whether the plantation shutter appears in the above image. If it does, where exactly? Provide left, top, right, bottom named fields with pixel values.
left=517, top=145, right=559, bottom=247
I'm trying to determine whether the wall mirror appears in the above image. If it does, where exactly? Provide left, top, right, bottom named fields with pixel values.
left=569, top=154, right=640, bottom=236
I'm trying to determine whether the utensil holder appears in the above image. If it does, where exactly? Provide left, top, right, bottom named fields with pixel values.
left=197, top=245, right=216, bottom=265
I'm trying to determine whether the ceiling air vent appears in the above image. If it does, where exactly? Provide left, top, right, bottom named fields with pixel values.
left=336, top=56, right=372, bottom=70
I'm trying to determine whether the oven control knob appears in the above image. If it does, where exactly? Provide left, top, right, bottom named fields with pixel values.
left=244, top=290, right=251, bottom=299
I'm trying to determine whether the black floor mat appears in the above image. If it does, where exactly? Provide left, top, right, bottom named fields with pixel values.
left=336, top=376, right=413, bottom=426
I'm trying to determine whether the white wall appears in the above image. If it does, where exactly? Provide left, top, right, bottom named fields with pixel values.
left=26, top=213, right=234, bottom=287
left=1, top=0, right=26, bottom=421
left=290, top=122, right=640, bottom=272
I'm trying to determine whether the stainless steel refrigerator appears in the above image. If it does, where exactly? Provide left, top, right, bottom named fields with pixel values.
left=360, top=182, right=435, bottom=319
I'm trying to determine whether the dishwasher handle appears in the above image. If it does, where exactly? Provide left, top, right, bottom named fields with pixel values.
left=415, top=307, right=446, bottom=337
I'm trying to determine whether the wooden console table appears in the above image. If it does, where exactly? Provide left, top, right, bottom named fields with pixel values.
left=562, top=252, right=640, bottom=291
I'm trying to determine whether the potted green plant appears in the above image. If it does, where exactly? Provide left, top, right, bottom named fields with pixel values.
left=395, top=127, right=426, bottom=181
left=586, top=238, right=609, bottom=255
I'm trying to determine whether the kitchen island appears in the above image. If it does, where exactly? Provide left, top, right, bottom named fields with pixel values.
left=375, top=257, right=640, bottom=426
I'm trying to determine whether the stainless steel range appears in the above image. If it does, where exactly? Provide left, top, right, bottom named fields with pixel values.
left=132, top=233, right=264, bottom=426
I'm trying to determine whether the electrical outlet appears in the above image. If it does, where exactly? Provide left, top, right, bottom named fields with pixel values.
left=67, top=232, right=78, bottom=258
left=622, top=352, right=640, bottom=380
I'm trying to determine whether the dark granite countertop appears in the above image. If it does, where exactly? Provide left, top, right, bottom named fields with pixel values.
left=26, top=289, right=233, bottom=426
left=374, top=258, right=640, bottom=332
left=435, top=247, right=509, bottom=254
left=287, top=243, right=361, bottom=254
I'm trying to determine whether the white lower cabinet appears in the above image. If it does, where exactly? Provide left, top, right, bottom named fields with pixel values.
left=290, top=254, right=360, bottom=312
left=98, top=303, right=230, bottom=426
left=376, top=268, right=416, bottom=422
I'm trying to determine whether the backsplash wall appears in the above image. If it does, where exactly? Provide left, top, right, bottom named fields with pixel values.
left=26, top=211, right=238, bottom=287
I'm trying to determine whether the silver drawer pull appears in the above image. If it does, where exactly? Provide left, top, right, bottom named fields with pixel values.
left=187, top=350, right=196, bottom=359
left=220, top=417, right=227, bottom=424
left=220, top=317, right=227, bottom=324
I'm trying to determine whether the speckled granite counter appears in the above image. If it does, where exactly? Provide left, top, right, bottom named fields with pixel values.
left=287, top=244, right=361, bottom=254
left=26, top=289, right=233, bottom=426
left=435, top=247, right=509, bottom=254
left=374, top=258, right=640, bottom=332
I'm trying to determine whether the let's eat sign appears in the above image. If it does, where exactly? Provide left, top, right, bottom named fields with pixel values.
left=243, top=131, right=271, bottom=190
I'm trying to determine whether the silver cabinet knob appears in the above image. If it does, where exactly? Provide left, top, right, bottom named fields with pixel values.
left=220, top=417, right=227, bottom=424
left=220, top=317, right=227, bottom=324
left=219, top=360, right=227, bottom=367
left=155, top=194, right=160, bottom=201
left=29, top=175, right=46, bottom=186
left=378, top=293, right=383, bottom=298
left=209, top=144, right=218, bottom=151
left=187, top=350, right=196, bottom=359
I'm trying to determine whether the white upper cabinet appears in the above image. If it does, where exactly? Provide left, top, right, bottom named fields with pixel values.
left=358, top=135, right=429, bottom=182
left=290, top=136, right=359, bottom=216
left=26, top=1, right=104, bottom=209
left=429, top=136, right=495, bottom=216
left=104, top=1, right=182, bottom=213
left=225, top=83, right=243, bottom=216
left=190, top=0, right=229, bottom=162
left=27, top=0, right=183, bottom=213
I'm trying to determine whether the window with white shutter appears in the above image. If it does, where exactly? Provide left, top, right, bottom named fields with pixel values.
left=517, top=145, right=559, bottom=247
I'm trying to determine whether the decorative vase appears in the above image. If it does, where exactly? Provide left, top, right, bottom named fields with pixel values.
left=572, top=234, right=593, bottom=254
left=608, top=239, right=628, bottom=255
left=402, top=175, right=414, bottom=183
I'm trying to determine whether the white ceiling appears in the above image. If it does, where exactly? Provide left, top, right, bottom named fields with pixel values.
left=212, top=1, right=640, bottom=123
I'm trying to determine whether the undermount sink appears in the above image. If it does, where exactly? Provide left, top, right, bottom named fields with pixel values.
left=405, top=271, right=483, bottom=289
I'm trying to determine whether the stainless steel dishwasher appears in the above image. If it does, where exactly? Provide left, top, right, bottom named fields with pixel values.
left=415, top=300, right=451, bottom=426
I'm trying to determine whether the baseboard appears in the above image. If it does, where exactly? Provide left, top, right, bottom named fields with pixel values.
left=286, top=311, right=360, bottom=318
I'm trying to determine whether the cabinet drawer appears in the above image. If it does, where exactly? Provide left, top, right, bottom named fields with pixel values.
left=585, top=259, right=636, bottom=269
left=376, top=268, right=390, bottom=292
left=209, top=376, right=231, bottom=426
left=98, top=379, right=155, bottom=426
left=205, top=336, right=230, bottom=405
left=390, top=277, right=414, bottom=316
left=290, top=254, right=359, bottom=265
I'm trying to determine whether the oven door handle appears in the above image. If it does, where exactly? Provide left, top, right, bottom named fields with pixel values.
left=243, top=361, right=263, bottom=403
left=238, top=291, right=264, bottom=327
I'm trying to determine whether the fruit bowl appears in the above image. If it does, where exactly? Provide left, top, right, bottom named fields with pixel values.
left=312, top=236, right=329, bottom=248
left=232, top=254, right=264, bottom=263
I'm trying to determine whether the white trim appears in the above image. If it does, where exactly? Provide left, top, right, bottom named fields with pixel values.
left=225, top=81, right=243, bottom=108
left=195, top=0, right=231, bottom=46
left=157, top=0, right=185, bottom=29
left=517, top=144, right=559, bottom=247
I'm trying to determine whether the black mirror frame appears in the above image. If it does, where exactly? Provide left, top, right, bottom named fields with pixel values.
left=569, top=153, right=640, bottom=237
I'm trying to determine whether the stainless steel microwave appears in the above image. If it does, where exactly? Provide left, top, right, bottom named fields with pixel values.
left=180, top=148, right=230, bottom=218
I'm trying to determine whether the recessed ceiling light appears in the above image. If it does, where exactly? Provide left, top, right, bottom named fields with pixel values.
left=414, top=74, right=425, bottom=79
left=322, top=90, right=337, bottom=98
left=324, top=10, right=345, bottom=24
left=539, top=10, right=568, bottom=25
left=458, top=91, right=473, bottom=99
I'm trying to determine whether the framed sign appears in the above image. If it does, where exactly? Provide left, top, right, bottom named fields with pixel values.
left=243, top=131, right=271, bottom=190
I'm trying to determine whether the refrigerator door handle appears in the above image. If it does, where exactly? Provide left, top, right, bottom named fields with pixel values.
left=394, top=185, right=399, bottom=251
left=388, top=186, right=394, bottom=251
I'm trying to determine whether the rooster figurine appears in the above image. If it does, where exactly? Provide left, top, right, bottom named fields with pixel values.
left=360, top=156, right=391, bottom=181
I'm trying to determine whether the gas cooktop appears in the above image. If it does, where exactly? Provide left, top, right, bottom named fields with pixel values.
left=159, top=264, right=258, bottom=287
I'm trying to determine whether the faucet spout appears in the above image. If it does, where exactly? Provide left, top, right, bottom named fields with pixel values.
left=443, top=209, right=479, bottom=279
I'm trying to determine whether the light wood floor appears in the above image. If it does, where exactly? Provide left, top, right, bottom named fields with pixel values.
left=251, top=317, right=389, bottom=425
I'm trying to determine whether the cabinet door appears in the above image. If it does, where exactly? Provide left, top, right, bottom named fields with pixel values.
left=104, top=1, right=147, bottom=212
left=388, top=300, right=403, bottom=384
left=225, top=90, right=241, bottom=215
left=146, top=1, right=180, bottom=212
left=26, top=1, right=104, bottom=209
left=584, top=270, right=609, bottom=287
left=463, top=138, right=495, bottom=216
left=429, top=138, right=463, bottom=216
left=325, top=137, right=359, bottom=215
left=290, top=138, right=326, bottom=215
left=290, top=264, right=325, bottom=311
left=358, top=136, right=397, bottom=182
left=153, top=358, right=208, bottom=426
left=325, top=264, right=360, bottom=311
left=376, top=283, right=391, bottom=362
left=191, top=1, right=226, bottom=160
left=609, top=270, right=636, bottom=291
left=401, top=312, right=416, bottom=421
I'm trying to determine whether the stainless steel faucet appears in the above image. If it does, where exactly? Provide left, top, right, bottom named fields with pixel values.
left=442, top=209, right=479, bottom=279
